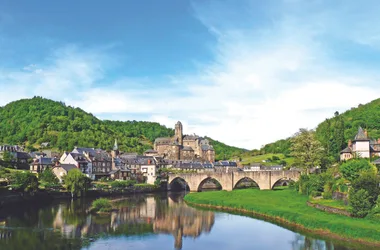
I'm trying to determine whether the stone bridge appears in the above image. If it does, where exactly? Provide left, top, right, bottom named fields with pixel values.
left=168, top=170, right=300, bottom=192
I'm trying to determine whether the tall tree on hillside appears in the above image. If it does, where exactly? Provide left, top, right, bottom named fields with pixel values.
left=333, top=111, right=345, bottom=158
left=291, top=128, right=324, bottom=174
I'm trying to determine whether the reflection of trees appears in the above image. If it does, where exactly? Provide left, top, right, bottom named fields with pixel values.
left=291, top=234, right=340, bottom=250
left=0, top=193, right=215, bottom=250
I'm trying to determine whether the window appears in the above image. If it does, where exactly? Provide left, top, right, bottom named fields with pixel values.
left=103, top=163, right=105, bottom=167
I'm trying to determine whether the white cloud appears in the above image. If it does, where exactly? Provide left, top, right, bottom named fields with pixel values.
left=1, top=1, right=380, bottom=150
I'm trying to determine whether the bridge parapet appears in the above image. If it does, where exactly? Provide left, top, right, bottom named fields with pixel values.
left=168, top=170, right=300, bottom=192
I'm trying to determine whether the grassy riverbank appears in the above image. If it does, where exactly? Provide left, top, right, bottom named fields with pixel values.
left=184, top=188, right=380, bottom=245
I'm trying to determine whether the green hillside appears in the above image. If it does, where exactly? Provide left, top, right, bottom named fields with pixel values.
left=316, top=98, right=380, bottom=159
left=0, top=97, right=245, bottom=158
left=205, top=137, right=247, bottom=161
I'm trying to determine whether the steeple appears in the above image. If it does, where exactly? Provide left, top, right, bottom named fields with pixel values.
left=113, top=139, right=118, bottom=151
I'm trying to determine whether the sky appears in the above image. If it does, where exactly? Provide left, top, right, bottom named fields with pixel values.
left=1, top=0, right=380, bottom=150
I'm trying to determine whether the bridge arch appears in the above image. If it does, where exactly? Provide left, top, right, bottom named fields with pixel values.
left=197, top=177, right=223, bottom=192
left=233, top=177, right=260, bottom=189
left=169, top=177, right=190, bottom=191
left=271, top=176, right=296, bottom=189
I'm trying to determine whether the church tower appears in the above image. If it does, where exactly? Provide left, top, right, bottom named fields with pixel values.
left=111, top=139, right=119, bottom=170
left=175, top=121, right=183, bottom=145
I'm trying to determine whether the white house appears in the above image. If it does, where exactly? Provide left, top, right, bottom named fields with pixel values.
left=340, top=127, right=380, bottom=161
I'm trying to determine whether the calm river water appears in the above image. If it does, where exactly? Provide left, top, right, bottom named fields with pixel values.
left=0, top=192, right=375, bottom=250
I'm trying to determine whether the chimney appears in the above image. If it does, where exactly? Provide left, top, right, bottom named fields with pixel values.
left=348, top=140, right=352, bottom=148
left=364, top=129, right=368, bottom=138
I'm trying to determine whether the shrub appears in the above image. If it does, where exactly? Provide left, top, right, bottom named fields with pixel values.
left=39, top=168, right=59, bottom=184
left=349, top=189, right=372, bottom=218
left=110, top=180, right=136, bottom=189
left=339, top=159, right=376, bottom=182
left=91, top=198, right=112, bottom=213
left=9, top=171, right=38, bottom=192
left=351, top=170, right=380, bottom=206
left=272, top=156, right=280, bottom=161
left=367, top=195, right=380, bottom=220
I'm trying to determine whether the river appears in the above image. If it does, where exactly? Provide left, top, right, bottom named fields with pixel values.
left=0, top=192, right=374, bottom=250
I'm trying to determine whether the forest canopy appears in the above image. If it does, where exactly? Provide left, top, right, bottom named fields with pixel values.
left=0, top=97, right=245, bottom=159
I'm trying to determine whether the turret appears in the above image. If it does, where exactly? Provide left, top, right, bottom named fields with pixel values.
left=175, top=121, right=183, bottom=146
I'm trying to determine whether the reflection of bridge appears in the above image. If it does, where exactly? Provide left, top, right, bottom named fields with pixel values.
left=168, top=171, right=300, bottom=192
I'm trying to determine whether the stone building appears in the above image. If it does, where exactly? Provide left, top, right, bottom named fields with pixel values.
left=340, top=126, right=380, bottom=161
left=153, top=121, right=215, bottom=162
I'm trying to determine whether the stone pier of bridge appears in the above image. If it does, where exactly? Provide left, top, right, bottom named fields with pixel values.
left=167, top=170, right=300, bottom=192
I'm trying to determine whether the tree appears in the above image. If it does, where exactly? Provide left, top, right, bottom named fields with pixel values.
left=290, top=129, right=324, bottom=174
left=9, top=171, right=38, bottom=192
left=39, top=168, right=59, bottom=185
left=349, top=189, right=372, bottom=218
left=63, top=168, right=92, bottom=198
left=339, top=159, right=376, bottom=182
left=351, top=170, right=380, bottom=206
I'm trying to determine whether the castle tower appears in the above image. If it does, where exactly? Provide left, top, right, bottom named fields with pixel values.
left=172, top=144, right=180, bottom=160
left=175, top=121, right=183, bottom=146
left=111, top=139, right=119, bottom=170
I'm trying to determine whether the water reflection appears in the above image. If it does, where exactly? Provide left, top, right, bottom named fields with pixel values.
left=0, top=193, right=214, bottom=250
left=0, top=193, right=376, bottom=250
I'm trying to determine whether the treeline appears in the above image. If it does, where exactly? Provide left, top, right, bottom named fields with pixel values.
left=0, top=97, right=173, bottom=153
left=0, top=97, right=245, bottom=157
left=204, top=137, right=247, bottom=161
left=316, top=99, right=380, bottom=158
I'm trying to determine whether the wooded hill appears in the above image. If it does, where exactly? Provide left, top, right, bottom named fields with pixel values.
left=247, top=98, right=380, bottom=161
left=0, top=97, right=246, bottom=160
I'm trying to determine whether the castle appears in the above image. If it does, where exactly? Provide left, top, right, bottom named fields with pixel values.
left=152, top=121, right=215, bottom=162
left=340, top=126, right=380, bottom=161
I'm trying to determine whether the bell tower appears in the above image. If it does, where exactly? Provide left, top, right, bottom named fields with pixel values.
left=175, top=121, right=183, bottom=146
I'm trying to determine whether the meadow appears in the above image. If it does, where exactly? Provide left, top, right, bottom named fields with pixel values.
left=184, top=188, right=380, bottom=244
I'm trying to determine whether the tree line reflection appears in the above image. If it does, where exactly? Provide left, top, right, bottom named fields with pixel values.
left=0, top=193, right=214, bottom=250
left=0, top=193, right=369, bottom=250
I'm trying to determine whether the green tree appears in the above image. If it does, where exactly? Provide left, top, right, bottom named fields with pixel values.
left=290, top=128, right=324, bottom=174
left=63, top=168, right=92, bottom=198
left=351, top=170, right=380, bottom=206
left=349, top=189, right=372, bottom=218
left=39, top=167, right=59, bottom=185
left=339, top=159, right=376, bottom=182
left=9, top=171, right=38, bottom=192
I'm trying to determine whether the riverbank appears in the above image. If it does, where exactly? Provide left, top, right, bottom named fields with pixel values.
left=0, top=186, right=163, bottom=210
left=184, top=188, right=380, bottom=246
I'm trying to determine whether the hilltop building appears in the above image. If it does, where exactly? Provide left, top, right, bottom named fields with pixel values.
left=340, top=126, right=380, bottom=161
left=153, top=121, right=215, bottom=162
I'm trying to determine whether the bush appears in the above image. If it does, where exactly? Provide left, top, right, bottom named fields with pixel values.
left=9, top=171, right=38, bottom=192
left=367, top=195, right=380, bottom=220
left=339, top=159, right=376, bottom=182
left=351, top=170, right=380, bottom=206
left=349, top=189, right=372, bottom=218
left=110, top=180, right=136, bottom=189
left=91, top=198, right=112, bottom=213
left=39, top=168, right=59, bottom=184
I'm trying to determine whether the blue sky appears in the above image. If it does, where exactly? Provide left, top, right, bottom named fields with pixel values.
left=1, top=0, right=380, bottom=149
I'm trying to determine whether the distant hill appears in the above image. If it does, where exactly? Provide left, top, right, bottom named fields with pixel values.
left=316, top=98, right=380, bottom=159
left=0, top=97, right=246, bottom=159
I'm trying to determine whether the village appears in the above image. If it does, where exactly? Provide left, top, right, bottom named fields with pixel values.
left=0, top=121, right=287, bottom=187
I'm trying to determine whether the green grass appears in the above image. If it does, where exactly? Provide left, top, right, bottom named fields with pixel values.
left=184, top=188, right=380, bottom=244
left=309, top=198, right=349, bottom=210
left=239, top=153, right=294, bottom=166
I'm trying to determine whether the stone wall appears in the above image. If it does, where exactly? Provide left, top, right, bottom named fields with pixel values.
left=307, top=201, right=351, bottom=217
left=332, top=191, right=348, bottom=205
